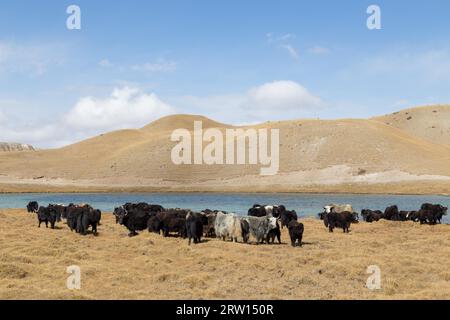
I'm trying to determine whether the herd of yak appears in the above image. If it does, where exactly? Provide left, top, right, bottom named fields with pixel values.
left=26, top=200, right=448, bottom=247
left=26, top=201, right=102, bottom=236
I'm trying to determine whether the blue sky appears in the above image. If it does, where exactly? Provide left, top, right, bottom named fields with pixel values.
left=1, top=0, right=450, bottom=147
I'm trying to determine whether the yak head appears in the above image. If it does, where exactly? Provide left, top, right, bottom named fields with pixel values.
left=324, top=205, right=334, bottom=214
left=318, top=212, right=327, bottom=220
left=360, top=210, right=370, bottom=220
left=267, top=216, right=278, bottom=231
left=113, top=207, right=127, bottom=224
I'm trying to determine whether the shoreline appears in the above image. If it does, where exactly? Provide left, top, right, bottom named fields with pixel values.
left=0, top=183, right=449, bottom=196
left=1, top=191, right=449, bottom=197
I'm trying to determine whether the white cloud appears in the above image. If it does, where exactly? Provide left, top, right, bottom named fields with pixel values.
left=98, top=59, right=113, bottom=67
left=281, top=45, right=300, bottom=60
left=173, top=80, right=322, bottom=123
left=278, top=33, right=296, bottom=41
left=266, top=33, right=296, bottom=43
left=0, top=110, right=70, bottom=146
left=266, top=33, right=275, bottom=43
left=266, top=33, right=330, bottom=60
left=0, top=82, right=321, bottom=147
left=63, top=87, right=176, bottom=131
left=97, top=58, right=177, bottom=73
left=131, top=60, right=176, bottom=73
left=0, top=109, right=7, bottom=124
left=0, top=87, right=177, bottom=148
left=307, top=46, right=330, bottom=55
left=0, top=41, right=65, bottom=76
left=0, top=43, right=12, bottom=62
left=266, top=32, right=299, bottom=60
left=359, top=49, right=450, bottom=83
left=247, top=81, right=321, bottom=109
left=393, top=99, right=409, bottom=108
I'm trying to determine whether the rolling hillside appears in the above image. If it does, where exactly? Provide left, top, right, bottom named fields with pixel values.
left=373, top=105, right=450, bottom=148
left=0, top=106, right=449, bottom=194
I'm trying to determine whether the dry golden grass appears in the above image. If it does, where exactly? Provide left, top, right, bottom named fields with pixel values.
left=373, top=104, right=450, bottom=148
left=1, top=209, right=449, bottom=300
left=1, top=105, right=450, bottom=194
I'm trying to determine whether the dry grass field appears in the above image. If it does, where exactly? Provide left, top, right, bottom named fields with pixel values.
left=1, top=209, right=449, bottom=300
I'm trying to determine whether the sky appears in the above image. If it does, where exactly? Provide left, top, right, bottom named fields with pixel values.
left=1, top=0, right=450, bottom=147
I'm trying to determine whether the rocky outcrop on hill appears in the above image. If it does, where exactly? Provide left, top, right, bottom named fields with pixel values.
left=0, top=142, right=35, bottom=152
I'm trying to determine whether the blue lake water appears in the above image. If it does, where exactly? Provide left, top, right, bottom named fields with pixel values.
left=1, top=193, right=449, bottom=223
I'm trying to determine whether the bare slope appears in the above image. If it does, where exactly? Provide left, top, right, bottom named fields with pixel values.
left=373, top=105, right=450, bottom=148
left=0, top=109, right=450, bottom=193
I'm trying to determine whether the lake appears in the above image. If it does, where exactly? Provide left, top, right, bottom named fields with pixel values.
left=1, top=193, right=449, bottom=223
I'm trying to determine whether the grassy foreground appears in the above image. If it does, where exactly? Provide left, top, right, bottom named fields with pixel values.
left=0, top=209, right=449, bottom=300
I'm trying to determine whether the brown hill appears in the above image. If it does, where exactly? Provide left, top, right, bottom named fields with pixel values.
left=0, top=107, right=450, bottom=194
left=373, top=105, right=450, bottom=148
